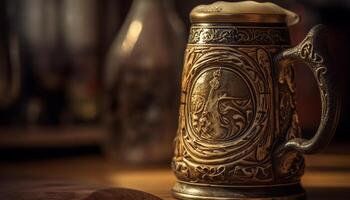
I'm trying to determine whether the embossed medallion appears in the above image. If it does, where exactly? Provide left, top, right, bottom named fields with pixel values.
left=189, top=67, right=254, bottom=142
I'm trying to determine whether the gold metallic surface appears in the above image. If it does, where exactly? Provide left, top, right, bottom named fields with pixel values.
left=172, top=182, right=305, bottom=200
left=190, top=1, right=299, bottom=26
left=172, top=2, right=341, bottom=199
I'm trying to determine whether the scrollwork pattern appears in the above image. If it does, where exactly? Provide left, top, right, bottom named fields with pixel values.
left=276, top=49, right=305, bottom=182
left=298, top=37, right=328, bottom=106
left=189, top=26, right=290, bottom=45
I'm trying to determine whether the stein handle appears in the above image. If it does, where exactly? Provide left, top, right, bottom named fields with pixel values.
left=274, top=24, right=341, bottom=154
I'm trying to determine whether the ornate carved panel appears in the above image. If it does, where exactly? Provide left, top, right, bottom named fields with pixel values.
left=172, top=46, right=275, bottom=184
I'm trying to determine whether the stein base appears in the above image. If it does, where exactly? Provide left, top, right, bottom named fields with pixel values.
left=172, top=181, right=305, bottom=200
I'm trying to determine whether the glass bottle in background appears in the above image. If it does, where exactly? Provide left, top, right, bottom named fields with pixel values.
left=104, top=0, right=185, bottom=165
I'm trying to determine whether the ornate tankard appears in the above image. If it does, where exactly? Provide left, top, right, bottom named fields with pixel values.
left=171, top=1, right=341, bottom=199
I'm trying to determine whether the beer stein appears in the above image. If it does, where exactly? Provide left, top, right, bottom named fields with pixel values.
left=171, top=1, right=341, bottom=199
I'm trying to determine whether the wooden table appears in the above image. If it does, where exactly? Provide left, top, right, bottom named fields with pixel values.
left=1, top=151, right=350, bottom=199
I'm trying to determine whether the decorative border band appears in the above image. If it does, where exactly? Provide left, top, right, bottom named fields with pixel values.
left=188, top=25, right=290, bottom=45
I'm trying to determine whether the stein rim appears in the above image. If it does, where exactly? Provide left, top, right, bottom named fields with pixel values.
left=190, top=1, right=300, bottom=26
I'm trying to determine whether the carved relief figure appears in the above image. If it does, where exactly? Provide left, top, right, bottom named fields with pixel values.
left=190, top=68, right=253, bottom=141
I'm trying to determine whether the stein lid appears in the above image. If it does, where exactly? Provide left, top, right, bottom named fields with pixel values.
left=190, top=1, right=300, bottom=26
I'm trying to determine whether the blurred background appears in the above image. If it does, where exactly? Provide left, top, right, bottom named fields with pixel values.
left=0, top=0, right=349, bottom=163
